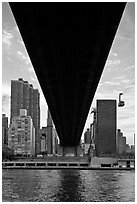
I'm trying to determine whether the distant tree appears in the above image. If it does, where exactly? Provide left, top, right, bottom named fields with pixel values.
left=2, top=146, right=14, bottom=161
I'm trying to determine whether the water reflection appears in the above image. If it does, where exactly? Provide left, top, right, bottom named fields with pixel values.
left=56, top=170, right=84, bottom=202
left=79, top=170, right=135, bottom=202
left=90, top=170, right=121, bottom=202
left=2, top=169, right=135, bottom=202
left=35, top=170, right=61, bottom=201
left=2, top=169, right=41, bottom=201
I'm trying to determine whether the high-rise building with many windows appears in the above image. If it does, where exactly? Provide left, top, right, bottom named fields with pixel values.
left=8, top=109, right=35, bottom=156
left=10, top=78, right=40, bottom=154
left=84, top=128, right=91, bottom=154
left=40, top=127, right=47, bottom=154
left=2, top=114, right=8, bottom=146
left=40, top=125, right=59, bottom=155
left=96, top=100, right=117, bottom=156
left=47, top=109, right=53, bottom=155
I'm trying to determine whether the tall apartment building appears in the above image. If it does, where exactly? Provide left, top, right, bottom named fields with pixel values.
left=8, top=109, right=35, bottom=156
left=84, top=128, right=91, bottom=154
left=116, top=129, right=127, bottom=154
left=38, top=109, right=53, bottom=155
left=40, top=127, right=47, bottom=153
left=52, top=128, right=59, bottom=154
left=96, top=100, right=117, bottom=156
left=126, top=144, right=131, bottom=154
left=2, top=114, right=8, bottom=146
left=10, top=78, right=40, bottom=154
left=47, top=109, right=53, bottom=155
left=40, top=125, right=59, bottom=155
left=131, top=145, right=135, bottom=154
left=90, top=108, right=97, bottom=143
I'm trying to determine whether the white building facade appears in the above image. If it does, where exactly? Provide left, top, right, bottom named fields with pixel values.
left=8, top=109, right=35, bottom=156
left=40, top=127, right=47, bottom=153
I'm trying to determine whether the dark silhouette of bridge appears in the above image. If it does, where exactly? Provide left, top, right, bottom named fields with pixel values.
left=10, top=3, right=126, bottom=148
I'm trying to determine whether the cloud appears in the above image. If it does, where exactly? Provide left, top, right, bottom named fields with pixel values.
left=17, top=50, right=31, bottom=65
left=109, top=50, right=118, bottom=57
left=17, top=39, right=25, bottom=46
left=2, top=94, right=10, bottom=121
left=30, top=76, right=37, bottom=82
left=125, top=64, right=135, bottom=71
left=112, top=53, right=118, bottom=57
left=113, top=75, right=125, bottom=81
left=28, top=66, right=35, bottom=73
left=2, top=83, right=11, bottom=118
left=14, top=25, right=20, bottom=33
left=118, top=116, right=135, bottom=129
left=13, top=26, right=25, bottom=44
left=2, top=29, right=13, bottom=49
left=121, top=79, right=130, bottom=84
left=6, top=56, right=13, bottom=62
left=2, top=83, right=11, bottom=117
left=98, top=83, right=104, bottom=87
left=17, top=50, right=25, bottom=58
left=106, top=59, right=121, bottom=66
left=2, top=83, right=11, bottom=96
left=104, top=81, right=121, bottom=86
left=116, top=3, right=135, bottom=43
left=2, top=94, right=10, bottom=109
left=103, top=75, right=133, bottom=89
left=125, top=85, right=134, bottom=92
left=116, top=34, right=132, bottom=41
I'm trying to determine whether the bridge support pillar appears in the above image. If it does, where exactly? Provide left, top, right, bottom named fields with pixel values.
left=62, top=145, right=83, bottom=157
left=63, top=147, right=77, bottom=156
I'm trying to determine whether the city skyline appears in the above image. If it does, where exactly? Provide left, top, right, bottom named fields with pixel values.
left=2, top=2, right=135, bottom=145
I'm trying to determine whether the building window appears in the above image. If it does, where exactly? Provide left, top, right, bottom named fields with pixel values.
left=18, top=135, right=21, bottom=143
left=25, top=119, right=28, bottom=124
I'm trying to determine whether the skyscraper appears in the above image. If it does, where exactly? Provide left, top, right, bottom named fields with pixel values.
left=52, top=128, right=59, bottom=154
left=84, top=128, right=91, bottom=154
left=40, top=127, right=47, bottom=154
left=47, top=109, right=53, bottom=155
left=10, top=78, right=40, bottom=154
left=96, top=100, right=117, bottom=156
left=2, top=114, right=8, bottom=146
left=116, top=129, right=127, bottom=154
left=9, top=109, right=35, bottom=156
left=40, top=125, right=59, bottom=155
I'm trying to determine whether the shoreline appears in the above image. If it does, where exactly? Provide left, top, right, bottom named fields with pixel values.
left=2, top=166, right=135, bottom=170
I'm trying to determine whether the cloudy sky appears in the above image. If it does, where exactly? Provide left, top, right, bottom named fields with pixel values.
left=2, top=2, right=135, bottom=145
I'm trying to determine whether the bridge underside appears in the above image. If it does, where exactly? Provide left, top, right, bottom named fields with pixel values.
left=10, top=3, right=126, bottom=147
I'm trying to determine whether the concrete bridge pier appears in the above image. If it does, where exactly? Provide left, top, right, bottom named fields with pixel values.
left=57, top=145, right=83, bottom=157
left=62, top=147, right=77, bottom=156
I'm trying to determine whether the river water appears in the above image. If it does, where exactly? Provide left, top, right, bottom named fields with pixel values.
left=2, top=169, right=135, bottom=202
